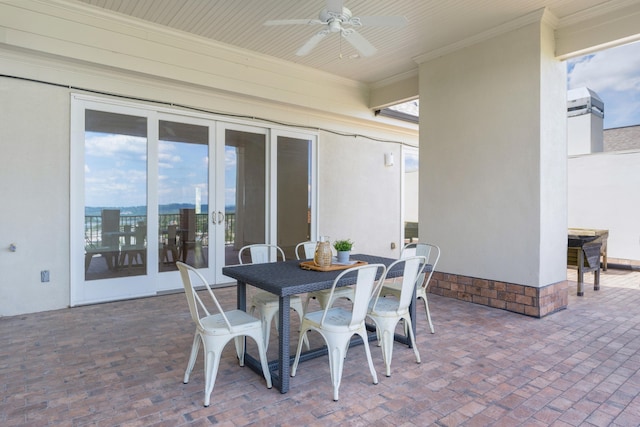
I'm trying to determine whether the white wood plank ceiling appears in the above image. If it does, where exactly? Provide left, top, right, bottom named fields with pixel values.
left=75, top=0, right=627, bottom=85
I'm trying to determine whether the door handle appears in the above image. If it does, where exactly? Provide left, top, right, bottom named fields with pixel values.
left=218, top=211, right=225, bottom=224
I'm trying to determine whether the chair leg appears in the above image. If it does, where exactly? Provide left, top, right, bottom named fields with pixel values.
left=184, top=333, right=201, bottom=384
left=291, top=325, right=310, bottom=377
left=403, top=315, right=421, bottom=365
left=84, top=253, right=92, bottom=273
left=377, top=320, right=395, bottom=377
left=233, top=336, right=245, bottom=366
left=247, top=332, right=272, bottom=389
left=327, top=335, right=349, bottom=401
left=359, top=329, right=379, bottom=386
left=261, top=307, right=278, bottom=351
left=303, top=295, right=313, bottom=315
left=202, top=348, right=222, bottom=407
left=420, top=293, right=435, bottom=333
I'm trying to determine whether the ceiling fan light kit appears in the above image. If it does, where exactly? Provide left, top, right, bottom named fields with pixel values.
left=264, top=1, right=407, bottom=58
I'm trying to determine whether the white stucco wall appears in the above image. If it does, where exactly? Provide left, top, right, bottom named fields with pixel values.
left=0, top=4, right=417, bottom=316
left=418, top=19, right=567, bottom=287
left=568, top=151, right=640, bottom=261
left=318, top=132, right=403, bottom=257
left=0, top=78, right=71, bottom=314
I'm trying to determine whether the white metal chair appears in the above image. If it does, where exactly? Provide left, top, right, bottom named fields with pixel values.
left=239, top=244, right=309, bottom=351
left=161, top=224, right=179, bottom=264
left=176, top=261, right=272, bottom=407
left=296, top=241, right=356, bottom=313
left=294, top=241, right=318, bottom=261
left=118, top=221, right=146, bottom=268
left=291, top=263, right=386, bottom=401
left=380, top=243, right=441, bottom=333
left=368, top=255, right=427, bottom=377
left=85, top=209, right=120, bottom=272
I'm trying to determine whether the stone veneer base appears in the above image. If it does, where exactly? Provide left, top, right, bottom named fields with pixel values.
left=428, top=272, right=568, bottom=318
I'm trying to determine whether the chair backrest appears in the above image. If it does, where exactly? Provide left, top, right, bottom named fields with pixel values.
left=295, top=241, right=317, bottom=260
left=371, top=256, right=427, bottom=312
left=167, top=224, right=177, bottom=244
left=101, top=209, right=120, bottom=247
left=295, top=241, right=337, bottom=260
left=122, top=224, right=133, bottom=245
left=400, top=243, right=441, bottom=290
left=320, top=263, right=386, bottom=329
left=177, top=261, right=232, bottom=332
left=134, top=222, right=146, bottom=247
left=238, top=244, right=285, bottom=265
left=180, top=208, right=196, bottom=241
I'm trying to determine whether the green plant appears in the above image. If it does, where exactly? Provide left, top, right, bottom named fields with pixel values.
left=333, top=239, right=354, bottom=252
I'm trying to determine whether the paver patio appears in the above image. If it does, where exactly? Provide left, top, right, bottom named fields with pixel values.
left=1, top=268, right=639, bottom=426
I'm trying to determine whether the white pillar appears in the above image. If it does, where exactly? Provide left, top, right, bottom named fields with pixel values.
left=417, top=12, right=567, bottom=288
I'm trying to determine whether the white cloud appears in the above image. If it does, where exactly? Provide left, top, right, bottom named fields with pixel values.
left=568, top=41, right=640, bottom=129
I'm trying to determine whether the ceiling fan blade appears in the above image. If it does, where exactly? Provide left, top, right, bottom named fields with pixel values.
left=356, top=15, right=408, bottom=27
left=296, top=30, right=330, bottom=56
left=264, top=19, right=322, bottom=26
left=341, top=28, right=376, bottom=57
left=326, top=0, right=344, bottom=15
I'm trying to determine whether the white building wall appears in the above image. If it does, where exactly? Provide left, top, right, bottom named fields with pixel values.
left=0, top=4, right=416, bottom=316
left=568, top=114, right=604, bottom=155
left=418, top=18, right=567, bottom=287
left=568, top=151, right=640, bottom=262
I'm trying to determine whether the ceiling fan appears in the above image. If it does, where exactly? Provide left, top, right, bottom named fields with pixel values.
left=264, top=0, right=407, bottom=57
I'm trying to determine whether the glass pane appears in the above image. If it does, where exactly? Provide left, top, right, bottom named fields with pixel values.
left=225, top=129, right=266, bottom=265
left=84, top=110, right=147, bottom=280
left=277, top=136, right=311, bottom=259
left=404, top=150, right=419, bottom=243
left=158, top=120, right=209, bottom=271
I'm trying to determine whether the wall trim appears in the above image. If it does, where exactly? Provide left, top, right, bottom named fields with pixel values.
left=429, top=272, right=569, bottom=318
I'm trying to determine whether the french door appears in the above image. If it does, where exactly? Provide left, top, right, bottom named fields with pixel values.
left=70, top=95, right=316, bottom=305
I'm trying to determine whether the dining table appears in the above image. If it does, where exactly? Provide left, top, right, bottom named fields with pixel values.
left=222, top=253, right=414, bottom=393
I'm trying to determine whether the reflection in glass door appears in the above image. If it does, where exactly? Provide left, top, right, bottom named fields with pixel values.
left=403, top=147, right=419, bottom=243
left=73, top=97, right=317, bottom=303
left=158, top=120, right=209, bottom=273
left=276, top=134, right=313, bottom=259
left=84, top=110, right=148, bottom=281
left=222, top=127, right=267, bottom=266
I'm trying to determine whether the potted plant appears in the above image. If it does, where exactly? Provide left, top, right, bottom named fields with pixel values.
left=333, top=239, right=354, bottom=263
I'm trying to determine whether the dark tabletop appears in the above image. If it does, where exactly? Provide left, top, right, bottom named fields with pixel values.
left=222, top=254, right=404, bottom=296
left=568, top=235, right=599, bottom=247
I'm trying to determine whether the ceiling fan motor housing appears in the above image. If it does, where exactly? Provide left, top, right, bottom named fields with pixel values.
left=320, top=7, right=352, bottom=31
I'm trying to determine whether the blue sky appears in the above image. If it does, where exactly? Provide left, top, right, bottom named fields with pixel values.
left=567, top=40, right=640, bottom=129
left=85, top=134, right=239, bottom=208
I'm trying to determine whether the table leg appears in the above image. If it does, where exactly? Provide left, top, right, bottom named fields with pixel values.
left=236, top=281, right=246, bottom=311
left=577, top=250, right=585, bottom=296
left=278, top=295, right=291, bottom=393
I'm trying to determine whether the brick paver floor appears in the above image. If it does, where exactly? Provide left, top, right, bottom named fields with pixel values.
left=1, top=268, right=639, bottom=426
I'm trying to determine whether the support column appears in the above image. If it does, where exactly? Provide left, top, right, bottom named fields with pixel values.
left=417, top=11, right=568, bottom=317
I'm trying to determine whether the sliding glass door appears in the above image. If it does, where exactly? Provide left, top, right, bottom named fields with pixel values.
left=156, top=116, right=215, bottom=291
left=71, top=101, right=157, bottom=304
left=71, top=95, right=317, bottom=305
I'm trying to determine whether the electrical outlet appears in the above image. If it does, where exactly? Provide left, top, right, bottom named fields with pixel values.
left=41, top=270, right=50, bottom=283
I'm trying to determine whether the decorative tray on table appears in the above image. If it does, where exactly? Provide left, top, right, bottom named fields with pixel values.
left=299, top=259, right=368, bottom=272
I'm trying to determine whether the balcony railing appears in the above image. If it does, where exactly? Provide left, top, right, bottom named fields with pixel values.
left=85, top=212, right=236, bottom=247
